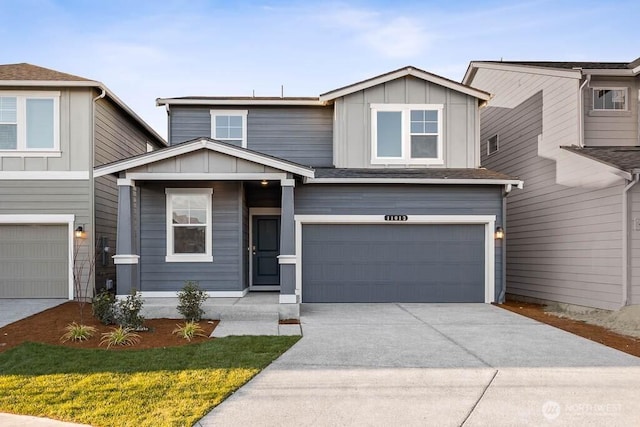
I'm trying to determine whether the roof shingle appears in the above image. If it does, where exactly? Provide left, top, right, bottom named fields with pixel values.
left=561, top=146, right=640, bottom=173
left=0, top=63, right=91, bottom=81
left=313, top=167, right=519, bottom=181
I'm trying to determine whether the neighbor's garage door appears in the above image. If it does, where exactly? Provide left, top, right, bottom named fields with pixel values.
left=0, top=225, right=68, bottom=298
left=302, top=224, right=485, bottom=303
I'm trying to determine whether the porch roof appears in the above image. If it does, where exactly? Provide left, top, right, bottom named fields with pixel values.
left=561, top=145, right=640, bottom=175
left=94, top=138, right=315, bottom=179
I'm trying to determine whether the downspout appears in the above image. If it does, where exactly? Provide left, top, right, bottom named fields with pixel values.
left=165, top=104, right=171, bottom=145
left=622, top=173, right=639, bottom=307
left=499, top=183, right=513, bottom=303
left=91, top=88, right=106, bottom=293
left=577, top=72, right=591, bottom=148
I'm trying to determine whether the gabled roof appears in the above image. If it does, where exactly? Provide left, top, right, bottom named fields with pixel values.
left=320, top=66, right=491, bottom=103
left=94, top=138, right=315, bottom=178
left=0, top=63, right=166, bottom=147
left=561, top=146, right=640, bottom=174
left=479, top=60, right=632, bottom=70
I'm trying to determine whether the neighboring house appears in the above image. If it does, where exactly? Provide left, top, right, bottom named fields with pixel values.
left=95, top=66, right=522, bottom=315
left=0, top=63, right=166, bottom=299
left=464, top=58, right=640, bottom=311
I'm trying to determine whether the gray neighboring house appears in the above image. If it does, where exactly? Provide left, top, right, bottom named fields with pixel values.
left=464, top=57, right=640, bottom=311
left=0, top=63, right=166, bottom=299
left=96, top=66, right=522, bottom=315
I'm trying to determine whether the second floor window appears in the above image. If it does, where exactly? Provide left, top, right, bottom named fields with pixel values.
left=210, top=110, right=248, bottom=147
left=593, top=88, right=627, bottom=111
left=0, top=92, right=59, bottom=153
left=371, top=104, right=443, bottom=165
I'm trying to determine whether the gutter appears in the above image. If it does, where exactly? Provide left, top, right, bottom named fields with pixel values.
left=304, top=177, right=524, bottom=186
left=622, top=173, right=639, bottom=307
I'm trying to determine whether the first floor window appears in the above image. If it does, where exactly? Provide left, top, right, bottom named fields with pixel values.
left=0, top=92, right=59, bottom=152
left=593, top=88, right=627, bottom=111
left=166, top=188, right=213, bottom=262
left=371, top=104, right=443, bottom=165
left=210, top=110, right=248, bottom=147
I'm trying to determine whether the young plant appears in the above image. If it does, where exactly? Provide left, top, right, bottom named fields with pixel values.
left=114, top=290, right=145, bottom=330
left=100, top=326, right=140, bottom=349
left=177, top=281, right=208, bottom=321
left=60, top=322, right=97, bottom=343
left=92, top=290, right=116, bottom=325
left=172, top=321, right=206, bottom=341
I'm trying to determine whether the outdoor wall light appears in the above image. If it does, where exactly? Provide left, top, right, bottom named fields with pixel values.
left=74, top=225, right=87, bottom=239
left=261, top=179, right=268, bottom=186
left=495, top=226, right=504, bottom=240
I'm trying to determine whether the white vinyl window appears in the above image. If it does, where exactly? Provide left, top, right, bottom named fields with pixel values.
left=593, top=88, right=627, bottom=111
left=371, top=104, right=443, bottom=165
left=487, top=134, right=499, bottom=155
left=165, top=188, right=213, bottom=262
left=210, top=110, right=248, bottom=147
left=0, top=92, right=60, bottom=154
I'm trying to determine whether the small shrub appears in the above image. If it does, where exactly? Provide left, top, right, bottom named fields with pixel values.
left=177, top=281, right=208, bottom=321
left=172, top=321, right=207, bottom=341
left=114, top=290, right=145, bottom=330
left=92, top=290, right=116, bottom=325
left=60, top=322, right=97, bottom=342
left=100, top=326, right=140, bottom=349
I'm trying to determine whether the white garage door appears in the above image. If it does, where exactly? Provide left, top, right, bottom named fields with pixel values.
left=0, top=224, right=69, bottom=298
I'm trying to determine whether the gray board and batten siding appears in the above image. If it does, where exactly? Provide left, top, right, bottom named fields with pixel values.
left=138, top=181, right=244, bottom=292
left=294, top=184, right=504, bottom=300
left=480, top=91, right=626, bottom=310
left=169, top=106, right=334, bottom=167
left=94, top=96, right=160, bottom=290
left=332, top=76, right=480, bottom=169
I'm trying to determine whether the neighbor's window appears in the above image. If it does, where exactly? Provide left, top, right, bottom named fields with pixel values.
left=0, top=92, right=59, bottom=154
left=210, top=110, right=248, bottom=147
left=371, top=104, right=443, bottom=164
left=165, top=188, right=213, bottom=262
left=593, top=88, right=627, bottom=111
left=487, top=134, right=499, bottom=155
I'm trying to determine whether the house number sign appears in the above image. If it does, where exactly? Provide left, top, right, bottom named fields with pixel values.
left=384, top=215, right=408, bottom=221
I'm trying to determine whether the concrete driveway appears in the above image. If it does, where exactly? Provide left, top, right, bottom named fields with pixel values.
left=198, top=303, right=640, bottom=426
left=0, top=299, right=67, bottom=328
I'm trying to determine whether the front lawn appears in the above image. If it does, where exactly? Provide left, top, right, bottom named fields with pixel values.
left=0, top=336, right=299, bottom=426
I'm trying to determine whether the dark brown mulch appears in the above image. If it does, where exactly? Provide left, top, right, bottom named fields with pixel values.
left=0, top=301, right=218, bottom=353
left=499, top=300, right=640, bottom=358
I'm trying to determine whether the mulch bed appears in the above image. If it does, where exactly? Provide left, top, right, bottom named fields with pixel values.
left=0, top=302, right=218, bottom=353
left=499, top=300, right=640, bottom=358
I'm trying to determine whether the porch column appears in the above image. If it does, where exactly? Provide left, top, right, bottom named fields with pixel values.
left=112, top=177, right=139, bottom=295
left=278, top=179, right=297, bottom=303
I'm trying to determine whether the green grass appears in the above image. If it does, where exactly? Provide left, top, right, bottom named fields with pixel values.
left=0, top=336, right=299, bottom=427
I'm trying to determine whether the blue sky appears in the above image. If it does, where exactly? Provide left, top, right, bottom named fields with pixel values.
left=2, top=0, right=638, bottom=139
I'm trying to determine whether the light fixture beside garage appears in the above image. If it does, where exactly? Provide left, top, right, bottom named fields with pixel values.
left=74, top=225, right=87, bottom=239
left=261, top=179, right=268, bottom=187
left=495, top=226, right=504, bottom=239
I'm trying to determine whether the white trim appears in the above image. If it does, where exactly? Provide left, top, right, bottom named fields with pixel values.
left=125, top=172, right=289, bottom=181
left=279, top=294, right=298, bottom=304
left=0, top=213, right=75, bottom=300
left=592, top=87, right=628, bottom=111
left=250, top=285, right=281, bottom=291
left=112, top=254, right=139, bottom=265
left=210, top=110, right=248, bottom=148
left=277, top=255, right=297, bottom=264
left=320, top=67, right=491, bottom=102
left=94, top=138, right=314, bottom=178
left=117, top=178, right=135, bottom=187
left=158, top=98, right=324, bottom=106
left=371, top=103, right=444, bottom=165
left=0, top=151, right=62, bottom=158
left=304, top=177, right=524, bottom=186
left=583, top=69, right=635, bottom=76
left=0, top=171, right=89, bottom=180
left=294, top=214, right=496, bottom=304
left=249, top=208, right=282, bottom=288
left=280, top=178, right=296, bottom=187
left=134, top=288, right=249, bottom=298
left=463, top=62, right=582, bottom=84
left=0, top=91, right=60, bottom=153
left=165, top=188, right=213, bottom=263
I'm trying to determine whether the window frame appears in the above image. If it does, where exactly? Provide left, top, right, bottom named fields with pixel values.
left=210, top=110, right=248, bottom=148
left=0, top=91, right=60, bottom=156
left=487, top=134, right=499, bottom=156
left=165, top=188, right=213, bottom=263
left=592, top=87, right=628, bottom=111
left=370, top=103, right=444, bottom=165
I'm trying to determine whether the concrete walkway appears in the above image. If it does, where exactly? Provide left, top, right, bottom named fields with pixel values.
left=197, top=303, right=640, bottom=426
left=0, top=299, right=67, bottom=328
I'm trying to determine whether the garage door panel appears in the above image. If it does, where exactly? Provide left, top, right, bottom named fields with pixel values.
left=302, top=224, right=485, bottom=303
left=0, top=225, right=68, bottom=298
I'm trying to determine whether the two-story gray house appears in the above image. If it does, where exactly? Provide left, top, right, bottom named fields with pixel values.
left=464, top=58, right=640, bottom=311
left=0, top=63, right=166, bottom=299
left=96, top=66, right=522, bottom=316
